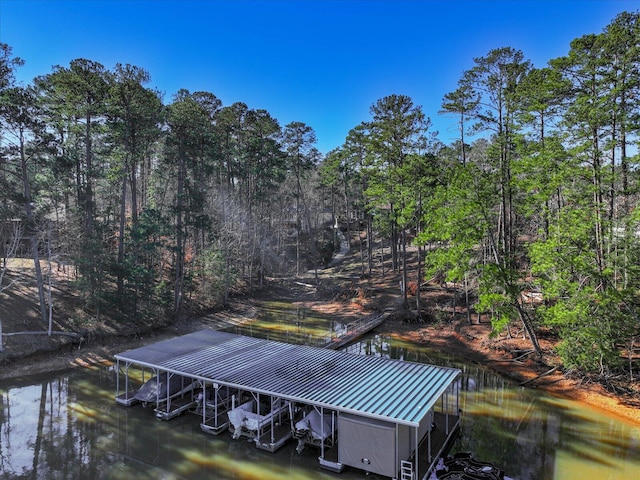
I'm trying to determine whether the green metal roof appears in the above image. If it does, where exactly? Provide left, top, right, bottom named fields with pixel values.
left=115, top=330, right=460, bottom=427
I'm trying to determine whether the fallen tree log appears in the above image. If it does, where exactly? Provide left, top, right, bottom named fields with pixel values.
left=513, top=349, right=535, bottom=362
left=1, top=330, right=83, bottom=353
left=520, top=366, right=559, bottom=386
left=2, top=331, right=82, bottom=339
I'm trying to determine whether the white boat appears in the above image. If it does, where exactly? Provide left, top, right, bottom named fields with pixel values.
left=227, top=396, right=290, bottom=441
left=134, top=371, right=195, bottom=405
left=227, top=399, right=256, bottom=438
left=293, top=408, right=336, bottom=453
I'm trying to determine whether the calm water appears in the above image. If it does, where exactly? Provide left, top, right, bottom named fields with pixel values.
left=1, top=307, right=640, bottom=479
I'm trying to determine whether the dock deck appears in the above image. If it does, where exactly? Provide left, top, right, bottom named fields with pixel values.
left=115, top=391, right=139, bottom=407
left=255, top=423, right=293, bottom=453
left=155, top=396, right=197, bottom=421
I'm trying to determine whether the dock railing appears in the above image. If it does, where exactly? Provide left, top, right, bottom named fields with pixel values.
left=323, top=312, right=390, bottom=350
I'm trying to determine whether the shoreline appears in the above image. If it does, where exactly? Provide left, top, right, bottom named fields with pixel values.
left=2, top=317, right=639, bottom=428
left=375, top=319, right=640, bottom=427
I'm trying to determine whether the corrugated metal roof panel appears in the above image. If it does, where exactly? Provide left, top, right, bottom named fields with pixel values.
left=115, top=330, right=460, bottom=426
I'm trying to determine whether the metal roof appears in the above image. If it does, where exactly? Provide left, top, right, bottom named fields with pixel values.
left=115, top=330, right=460, bottom=427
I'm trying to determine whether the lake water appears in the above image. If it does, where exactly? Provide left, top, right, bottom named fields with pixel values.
left=1, top=306, right=640, bottom=479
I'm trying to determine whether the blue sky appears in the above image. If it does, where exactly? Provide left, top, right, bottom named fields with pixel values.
left=0, top=0, right=636, bottom=153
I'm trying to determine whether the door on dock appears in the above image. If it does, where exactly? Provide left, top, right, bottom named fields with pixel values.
left=338, top=414, right=398, bottom=477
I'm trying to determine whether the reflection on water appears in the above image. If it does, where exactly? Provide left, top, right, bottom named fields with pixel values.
left=345, top=335, right=640, bottom=480
left=0, top=369, right=345, bottom=480
left=226, top=303, right=349, bottom=347
left=2, top=306, right=640, bottom=479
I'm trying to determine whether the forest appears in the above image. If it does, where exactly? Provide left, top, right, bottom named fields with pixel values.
left=1, top=11, right=639, bottom=379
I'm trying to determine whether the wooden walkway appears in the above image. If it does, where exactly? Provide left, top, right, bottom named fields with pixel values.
left=322, top=311, right=390, bottom=350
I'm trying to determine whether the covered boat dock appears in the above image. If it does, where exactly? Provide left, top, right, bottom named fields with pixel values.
left=114, top=330, right=461, bottom=480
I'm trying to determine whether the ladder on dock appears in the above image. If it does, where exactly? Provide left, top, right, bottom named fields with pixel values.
left=400, top=460, right=414, bottom=480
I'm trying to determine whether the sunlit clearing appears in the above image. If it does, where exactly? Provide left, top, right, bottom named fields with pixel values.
left=70, top=360, right=101, bottom=371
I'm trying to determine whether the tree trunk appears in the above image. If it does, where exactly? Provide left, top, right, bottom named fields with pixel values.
left=464, top=272, right=472, bottom=325
left=301, top=189, right=318, bottom=282
left=401, top=228, right=408, bottom=309
left=84, top=112, right=94, bottom=239
left=117, top=167, right=127, bottom=297
left=174, top=149, right=186, bottom=315
left=367, top=215, right=373, bottom=276
left=46, top=230, right=53, bottom=336
left=342, top=171, right=352, bottom=249
left=359, top=228, right=365, bottom=276
left=130, top=152, right=139, bottom=225
left=415, top=244, right=422, bottom=314
left=19, top=128, right=48, bottom=327
left=515, top=302, right=543, bottom=357
left=390, top=217, right=398, bottom=272
left=295, top=194, right=301, bottom=277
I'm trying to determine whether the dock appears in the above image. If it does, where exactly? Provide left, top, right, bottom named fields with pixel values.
left=115, top=330, right=461, bottom=479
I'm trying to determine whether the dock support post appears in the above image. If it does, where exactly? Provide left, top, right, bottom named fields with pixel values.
left=116, top=358, right=121, bottom=399
left=415, top=426, right=420, bottom=479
